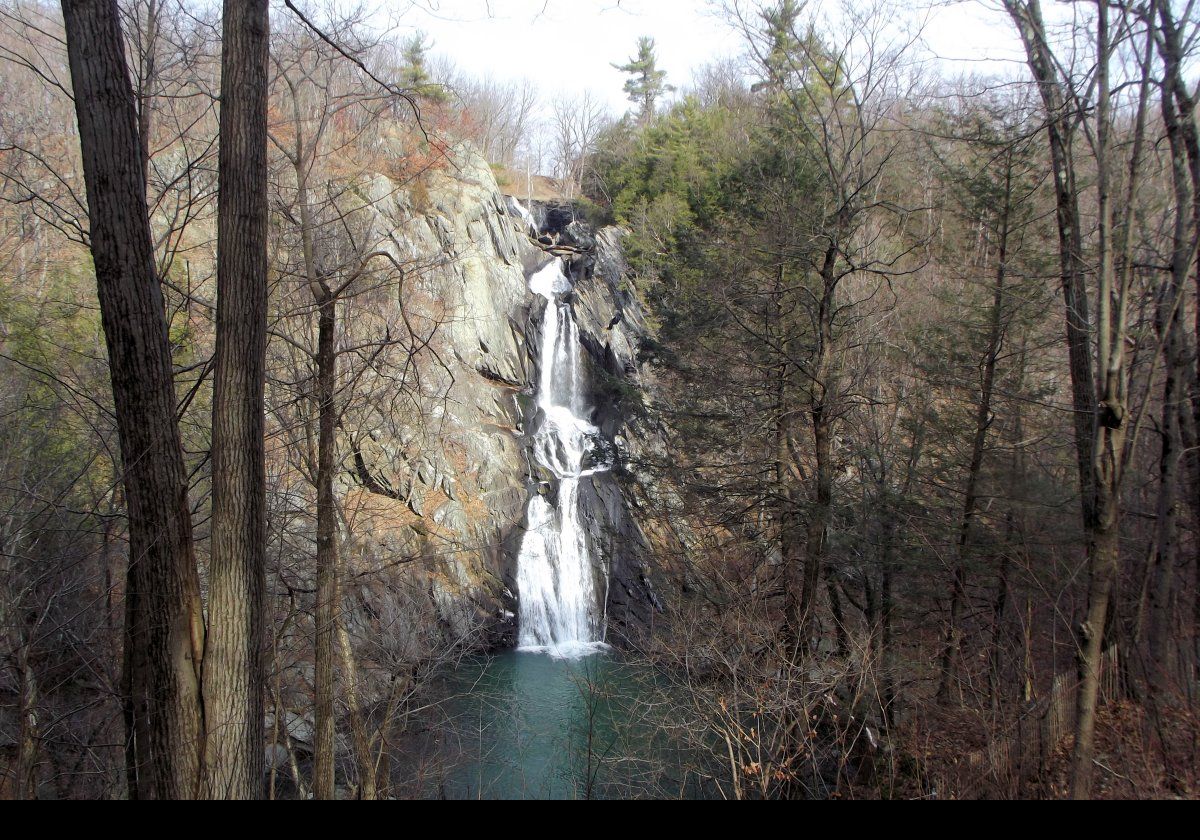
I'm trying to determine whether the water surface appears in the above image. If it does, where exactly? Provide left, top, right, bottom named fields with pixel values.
left=424, top=649, right=714, bottom=799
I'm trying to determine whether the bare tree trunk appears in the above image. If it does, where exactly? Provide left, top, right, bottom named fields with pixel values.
left=337, top=620, right=377, bottom=799
left=989, top=530, right=1013, bottom=703
left=795, top=243, right=839, bottom=651
left=1074, top=494, right=1121, bottom=797
left=990, top=340, right=1028, bottom=701
left=128, top=0, right=160, bottom=189
left=1147, top=86, right=1192, bottom=707
left=1069, top=2, right=1155, bottom=796
left=828, top=580, right=850, bottom=656
left=15, top=648, right=38, bottom=799
left=802, top=398, right=832, bottom=648
left=1154, top=0, right=1200, bottom=679
left=1071, top=0, right=1121, bottom=798
left=773, top=264, right=803, bottom=649
left=937, top=155, right=1012, bottom=702
left=1070, top=10, right=1153, bottom=796
left=61, top=0, right=205, bottom=800
left=1005, top=0, right=1146, bottom=798
left=879, top=503, right=898, bottom=726
left=204, top=0, right=269, bottom=800
left=279, top=66, right=343, bottom=798
left=1148, top=321, right=1184, bottom=714
left=312, top=292, right=339, bottom=800
left=1003, top=0, right=1098, bottom=529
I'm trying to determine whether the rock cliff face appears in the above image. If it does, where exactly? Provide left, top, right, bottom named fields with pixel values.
left=338, top=148, right=661, bottom=656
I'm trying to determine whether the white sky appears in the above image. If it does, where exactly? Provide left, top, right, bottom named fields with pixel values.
left=387, top=0, right=1037, bottom=117
left=393, top=0, right=737, bottom=113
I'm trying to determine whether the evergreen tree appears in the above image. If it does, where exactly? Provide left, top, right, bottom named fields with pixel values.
left=613, top=36, right=673, bottom=123
left=398, top=31, right=446, bottom=103
left=761, top=0, right=803, bottom=87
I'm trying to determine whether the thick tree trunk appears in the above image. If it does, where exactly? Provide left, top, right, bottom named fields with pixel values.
left=61, top=0, right=205, bottom=800
left=204, top=0, right=270, bottom=800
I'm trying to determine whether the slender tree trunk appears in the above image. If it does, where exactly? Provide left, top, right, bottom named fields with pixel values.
left=879, top=419, right=922, bottom=729
left=989, top=536, right=1013, bottom=703
left=990, top=340, right=1028, bottom=701
left=827, top=579, right=849, bottom=657
left=1073, top=492, right=1121, bottom=797
left=1004, top=0, right=1098, bottom=529
left=1070, top=11, right=1153, bottom=797
left=1148, top=327, right=1184, bottom=705
left=803, top=400, right=832, bottom=648
left=61, top=0, right=205, bottom=800
left=772, top=264, right=803, bottom=649
left=337, top=620, right=377, bottom=799
left=286, top=108, right=339, bottom=797
left=795, top=243, right=839, bottom=650
left=131, top=0, right=159, bottom=190
left=1147, top=88, right=1192, bottom=707
left=15, top=648, right=38, bottom=799
left=1154, top=0, right=1200, bottom=679
left=937, top=160, right=1012, bottom=702
left=1006, top=0, right=1146, bottom=798
left=879, top=503, right=898, bottom=727
left=204, top=0, right=269, bottom=799
left=1071, top=1, right=1120, bottom=798
left=375, top=739, right=392, bottom=800
left=312, top=291, right=339, bottom=800
left=1070, top=1, right=1152, bottom=796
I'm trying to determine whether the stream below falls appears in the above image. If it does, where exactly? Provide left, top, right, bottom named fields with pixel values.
left=404, top=650, right=720, bottom=800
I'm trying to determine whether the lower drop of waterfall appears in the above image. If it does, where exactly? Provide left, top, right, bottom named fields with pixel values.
left=516, top=259, right=610, bottom=658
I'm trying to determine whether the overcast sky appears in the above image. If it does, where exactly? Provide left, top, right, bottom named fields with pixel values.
left=385, top=0, right=1038, bottom=116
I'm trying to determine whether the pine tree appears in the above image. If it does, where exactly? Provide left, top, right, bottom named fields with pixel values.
left=613, top=36, right=673, bottom=123
left=398, top=32, right=445, bottom=103
left=761, top=0, right=803, bottom=87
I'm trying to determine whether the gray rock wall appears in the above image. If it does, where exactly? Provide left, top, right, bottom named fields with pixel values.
left=338, top=150, right=663, bottom=656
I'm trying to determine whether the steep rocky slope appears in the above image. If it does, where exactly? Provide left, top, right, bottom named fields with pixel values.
left=334, top=147, right=663, bottom=656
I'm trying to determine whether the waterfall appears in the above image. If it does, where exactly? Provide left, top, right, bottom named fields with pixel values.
left=516, top=258, right=610, bottom=658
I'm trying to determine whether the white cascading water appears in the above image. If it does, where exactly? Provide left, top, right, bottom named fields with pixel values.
left=516, top=258, right=610, bottom=658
